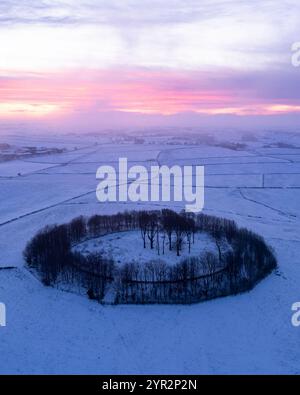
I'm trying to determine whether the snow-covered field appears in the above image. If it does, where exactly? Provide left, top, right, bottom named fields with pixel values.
left=0, top=130, right=300, bottom=374
left=73, top=230, right=221, bottom=267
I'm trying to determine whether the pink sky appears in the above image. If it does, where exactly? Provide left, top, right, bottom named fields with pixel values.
left=1, top=1, right=300, bottom=130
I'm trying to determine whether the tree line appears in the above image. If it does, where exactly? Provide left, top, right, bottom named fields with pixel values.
left=24, top=210, right=277, bottom=304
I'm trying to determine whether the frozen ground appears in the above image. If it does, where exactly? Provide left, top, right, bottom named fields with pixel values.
left=0, top=130, right=300, bottom=374
left=73, top=230, right=222, bottom=267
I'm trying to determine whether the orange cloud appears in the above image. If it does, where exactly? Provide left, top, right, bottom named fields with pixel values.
left=0, top=102, right=62, bottom=118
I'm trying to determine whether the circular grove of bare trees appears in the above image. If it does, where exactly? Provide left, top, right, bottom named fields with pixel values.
left=24, top=210, right=277, bottom=304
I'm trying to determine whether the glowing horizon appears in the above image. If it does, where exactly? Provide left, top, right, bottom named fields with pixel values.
left=1, top=1, right=300, bottom=128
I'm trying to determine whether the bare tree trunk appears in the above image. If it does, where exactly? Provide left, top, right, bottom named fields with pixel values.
left=168, top=233, right=172, bottom=251
left=215, top=239, right=222, bottom=262
left=162, top=233, right=165, bottom=255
